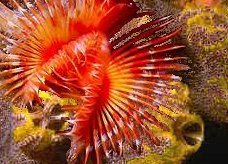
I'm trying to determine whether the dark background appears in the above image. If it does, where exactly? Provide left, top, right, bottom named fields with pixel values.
left=187, top=120, right=228, bottom=164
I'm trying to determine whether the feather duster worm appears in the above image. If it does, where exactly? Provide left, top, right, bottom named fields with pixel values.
left=0, top=0, right=189, bottom=163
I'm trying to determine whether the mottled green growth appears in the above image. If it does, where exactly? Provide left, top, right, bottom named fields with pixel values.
left=207, top=77, right=228, bottom=92
left=13, top=106, right=35, bottom=141
left=187, top=12, right=219, bottom=33
left=214, top=3, right=228, bottom=16
left=39, top=90, right=78, bottom=106
left=170, top=82, right=191, bottom=108
left=13, top=106, right=55, bottom=151
left=204, top=38, right=228, bottom=52
left=185, top=1, right=227, bottom=42
left=209, top=77, right=228, bottom=110
left=182, top=0, right=228, bottom=123
left=12, top=91, right=79, bottom=152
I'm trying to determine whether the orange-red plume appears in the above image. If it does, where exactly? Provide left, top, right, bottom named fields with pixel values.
left=0, top=0, right=188, bottom=163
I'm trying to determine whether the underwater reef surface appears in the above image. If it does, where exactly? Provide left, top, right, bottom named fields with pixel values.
left=0, top=0, right=227, bottom=163
left=159, top=0, right=228, bottom=163
left=186, top=4, right=227, bottom=124
left=144, top=1, right=227, bottom=123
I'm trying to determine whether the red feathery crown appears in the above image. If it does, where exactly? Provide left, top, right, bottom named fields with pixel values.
left=0, top=0, right=189, bottom=163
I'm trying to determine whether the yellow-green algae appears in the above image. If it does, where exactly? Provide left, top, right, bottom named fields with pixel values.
left=214, top=2, right=228, bottom=16
left=38, top=90, right=78, bottom=106
left=185, top=0, right=228, bottom=33
left=187, top=13, right=217, bottom=33
left=207, top=77, right=228, bottom=93
left=170, top=82, right=191, bottom=108
left=188, top=19, right=227, bottom=123
left=184, top=1, right=227, bottom=122
left=207, top=77, right=228, bottom=112
left=162, top=0, right=225, bottom=11
left=12, top=106, right=55, bottom=151
left=13, top=91, right=78, bottom=151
